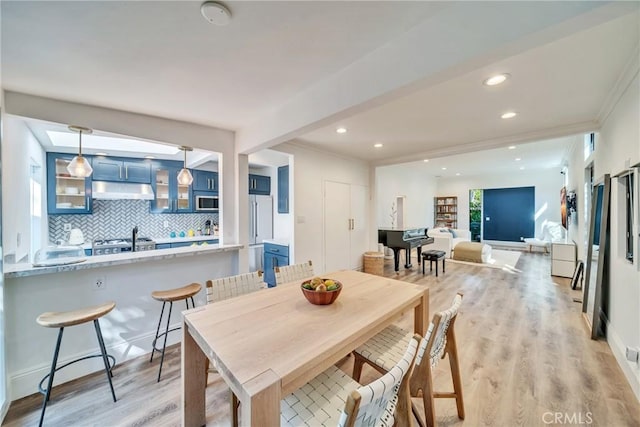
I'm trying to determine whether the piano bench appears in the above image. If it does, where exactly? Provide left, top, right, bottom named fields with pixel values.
left=422, top=250, right=446, bottom=276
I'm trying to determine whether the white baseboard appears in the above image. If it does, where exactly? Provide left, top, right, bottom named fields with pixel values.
left=606, top=319, right=640, bottom=402
left=9, top=321, right=182, bottom=401
left=0, top=399, right=10, bottom=424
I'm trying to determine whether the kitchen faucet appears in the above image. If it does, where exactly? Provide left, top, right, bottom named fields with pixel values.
left=132, top=226, right=139, bottom=252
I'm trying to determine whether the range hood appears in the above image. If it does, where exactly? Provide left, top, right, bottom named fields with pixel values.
left=92, top=181, right=155, bottom=200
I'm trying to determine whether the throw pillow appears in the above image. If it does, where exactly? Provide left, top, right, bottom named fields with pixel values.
left=450, top=228, right=458, bottom=238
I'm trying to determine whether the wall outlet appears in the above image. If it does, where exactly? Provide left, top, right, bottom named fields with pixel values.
left=94, top=276, right=106, bottom=291
left=163, top=220, right=169, bottom=228
left=625, top=347, right=639, bottom=363
left=63, top=223, right=72, bottom=232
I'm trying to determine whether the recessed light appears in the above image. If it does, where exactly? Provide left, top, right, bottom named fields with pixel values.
left=515, top=158, right=521, bottom=161
left=501, top=112, right=517, bottom=119
left=374, top=143, right=383, bottom=148
left=520, top=166, right=525, bottom=170
left=423, top=159, right=429, bottom=163
left=455, top=173, right=461, bottom=176
left=144, top=155, right=156, bottom=159
left=441, top=167, right=447, bottom=170
left=483, top=73, right=510, bottom=86
left=508, top=146, right=516, bottom=150
left=95, top=152, right=108, bottom=156
left=336, top=127, right=347, bottom=134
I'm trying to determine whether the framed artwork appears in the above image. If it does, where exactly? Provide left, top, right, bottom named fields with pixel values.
left=560, top=186, right=567, bottom=229
left=571, top=260, right=584, bottom=290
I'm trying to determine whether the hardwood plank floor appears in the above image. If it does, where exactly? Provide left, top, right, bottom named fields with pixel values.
left=5, top=251, right=639, bottom=426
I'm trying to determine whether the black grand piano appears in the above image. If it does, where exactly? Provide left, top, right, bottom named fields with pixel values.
left=378, top=227, right=434, bottom=272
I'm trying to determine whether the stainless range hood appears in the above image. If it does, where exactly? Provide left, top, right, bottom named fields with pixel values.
left=92, top=181, right=155, bottom=200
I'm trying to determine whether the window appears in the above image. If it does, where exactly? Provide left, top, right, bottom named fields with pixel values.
left=584, top=133, right=595, bottom=160
left=623, top=172, right=634, bottom=262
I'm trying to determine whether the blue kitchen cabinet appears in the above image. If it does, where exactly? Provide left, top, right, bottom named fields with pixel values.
left=249, top=174, right=270, bottom=195
left=192, top=170, right=218, bottom=192
left=150, top=161, right=193, bottom=213
left=156, top=243, right=171, bottom=249
left=46, top=153, right=93, bottom=214
left=92, top=156, right=151, bottom=184
left=263, top=243, right=289, bottom=287
left=277, top=165, right=289, bottom=213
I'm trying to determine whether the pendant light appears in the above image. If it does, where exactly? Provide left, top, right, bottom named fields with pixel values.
left=177, top=146, right=194, bottom=186
left=67, top=125, right=94, bottom=178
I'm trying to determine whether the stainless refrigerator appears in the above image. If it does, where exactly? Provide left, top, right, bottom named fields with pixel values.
left=249, top=195, right=273, bottom=272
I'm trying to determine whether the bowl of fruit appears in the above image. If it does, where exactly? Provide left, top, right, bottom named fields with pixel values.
left=301, top=277, right=342, bottom=305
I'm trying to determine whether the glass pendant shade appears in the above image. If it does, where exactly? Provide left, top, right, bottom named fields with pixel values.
left=67, top=125, right=93, bottom=177
left=67, top=155, right=93, bottom=177
left=177, top=167, right=193, bottom=185
left=177, top=146, right=194, bottom=185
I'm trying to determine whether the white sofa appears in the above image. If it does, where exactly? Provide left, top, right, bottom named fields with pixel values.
left=427, top=227, right=471, bottom=258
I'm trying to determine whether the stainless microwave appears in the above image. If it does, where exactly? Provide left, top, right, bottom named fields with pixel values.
left=195, top=194, right=219, bottom=211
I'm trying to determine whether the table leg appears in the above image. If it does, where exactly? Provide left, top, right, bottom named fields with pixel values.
left=182, top=323, right=207, bottom=427
left=414, top=289, right=429, bottom=336
left=240, top=370, right=281, bottom=426
left=443, top=258, right=445, bottom=274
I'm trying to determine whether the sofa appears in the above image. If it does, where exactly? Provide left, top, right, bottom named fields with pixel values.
left=427, top=227, right=471, bottom=258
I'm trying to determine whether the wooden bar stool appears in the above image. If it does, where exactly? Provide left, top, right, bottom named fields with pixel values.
left=36, top=301, right=117, bottom=427
left=150, top=283, right=201, bottom=382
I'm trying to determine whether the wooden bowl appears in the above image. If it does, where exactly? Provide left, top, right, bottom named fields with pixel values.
left=300, top=280, right=342, bottom=305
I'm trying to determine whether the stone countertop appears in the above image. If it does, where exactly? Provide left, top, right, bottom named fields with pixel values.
left=4, top=243, right=243, bottom=279
left=154, top=235, right=220, bottom=244
left=263, top=239, right=290, bottom=247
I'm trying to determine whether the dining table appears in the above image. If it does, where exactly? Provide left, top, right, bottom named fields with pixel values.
left=181, top=269, right=429, bottom=426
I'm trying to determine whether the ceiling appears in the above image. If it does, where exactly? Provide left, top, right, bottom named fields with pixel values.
left=2, top=2, right=638, bottom=173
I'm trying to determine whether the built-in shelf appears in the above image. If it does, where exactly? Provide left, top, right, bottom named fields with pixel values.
left=434, top=196, right=458, bottom=228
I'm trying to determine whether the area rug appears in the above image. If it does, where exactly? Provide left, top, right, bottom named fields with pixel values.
left=448, top=249, right=522, bottom=272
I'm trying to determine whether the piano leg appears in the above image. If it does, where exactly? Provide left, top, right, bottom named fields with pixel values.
left=393, top=248, right=401, bottom=273
left=404, top=248, right=412, bottom=269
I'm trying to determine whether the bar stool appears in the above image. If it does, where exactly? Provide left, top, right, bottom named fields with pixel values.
left=150, top=283, right=202, bottom=382
left=36, top=301, right=117, bottom=427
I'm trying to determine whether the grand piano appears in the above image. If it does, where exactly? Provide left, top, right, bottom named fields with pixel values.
left=378, top=227, right=434, bottom=272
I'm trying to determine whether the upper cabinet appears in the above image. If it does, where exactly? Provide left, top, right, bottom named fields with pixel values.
left=92, top=156, right=152, bottom=184
left=249, top=174, right=270, bottom=195
left=150, top=162, right=192, bottom=213
left=277, top=166, right=289, bottom=213
left=192, top=170, right=218, bottom=193
left=47, top=153, right=93, bottom=214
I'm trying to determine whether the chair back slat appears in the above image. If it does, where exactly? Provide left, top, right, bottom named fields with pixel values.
left=274, top=260, right=314, bottom=285
left=340, top=334, right=421, bottom=427
left=206, top=271, right=264, bottom=304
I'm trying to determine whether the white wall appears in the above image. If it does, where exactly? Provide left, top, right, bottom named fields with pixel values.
left=375, top=162, right=437, bottom=229
left=587, top=71, right=639, bottom=400
left=1, top=116, right=46, bottom=263
left=275, top=142, right=372, bottom=273
left=436, top=169, right=562, bottom=237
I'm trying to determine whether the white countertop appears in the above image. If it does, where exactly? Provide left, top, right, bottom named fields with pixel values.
left=154, top=235, right=219, bottom=244
left=263, top=239, right=290, bottom=247
left=4, top=243, right=242, bottom=279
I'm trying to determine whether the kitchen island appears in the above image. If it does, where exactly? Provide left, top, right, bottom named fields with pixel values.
left=4, top=243, right=243, bottom=400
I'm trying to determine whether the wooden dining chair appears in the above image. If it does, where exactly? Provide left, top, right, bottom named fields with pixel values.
left=352, top=293, right=464, bottom=427
left=274, top=260, right=314, bottom=285
left=281, top=334, right=421, bottom=426
left=205, top=270, right=265, bottom=427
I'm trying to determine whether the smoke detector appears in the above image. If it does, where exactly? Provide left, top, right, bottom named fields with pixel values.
left=201, top=2, right=231, bottom=26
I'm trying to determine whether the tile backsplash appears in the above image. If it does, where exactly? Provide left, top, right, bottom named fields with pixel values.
left=49, top=200, right=219, bottom=243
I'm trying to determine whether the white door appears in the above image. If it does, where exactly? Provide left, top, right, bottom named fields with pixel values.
left=324, top=181, right=351, bottom=272
left=349, top=184, right=368, bottom=270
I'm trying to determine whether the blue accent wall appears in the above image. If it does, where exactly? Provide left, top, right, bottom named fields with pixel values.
left=483, top=186, right=535, bottom=242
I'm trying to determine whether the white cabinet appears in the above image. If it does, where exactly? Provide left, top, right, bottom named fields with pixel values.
left=551, top=240, right=576, bottom=277
left=324, top=181, right=368, bottom=272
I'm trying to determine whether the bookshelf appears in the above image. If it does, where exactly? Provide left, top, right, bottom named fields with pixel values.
left=434, top=196, right=458, bottom=228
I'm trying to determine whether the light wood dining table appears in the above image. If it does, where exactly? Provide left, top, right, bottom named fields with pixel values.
left=181, top=270, right=429, bottom=426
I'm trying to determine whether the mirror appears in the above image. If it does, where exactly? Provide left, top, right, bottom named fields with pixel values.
left=582, top=174, right=610, bottom=339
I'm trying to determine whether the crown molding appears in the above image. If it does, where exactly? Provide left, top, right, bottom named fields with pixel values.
left=597, top=43, right=640, bottom=126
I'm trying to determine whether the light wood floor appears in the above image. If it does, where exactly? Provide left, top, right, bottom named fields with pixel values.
left=5, top=252, right=639, bottom=426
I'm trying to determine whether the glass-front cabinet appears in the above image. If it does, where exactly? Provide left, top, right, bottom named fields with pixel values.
left=150, top=162, right=192, bottom=213
left=46, top=153, right=92, bottom=214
